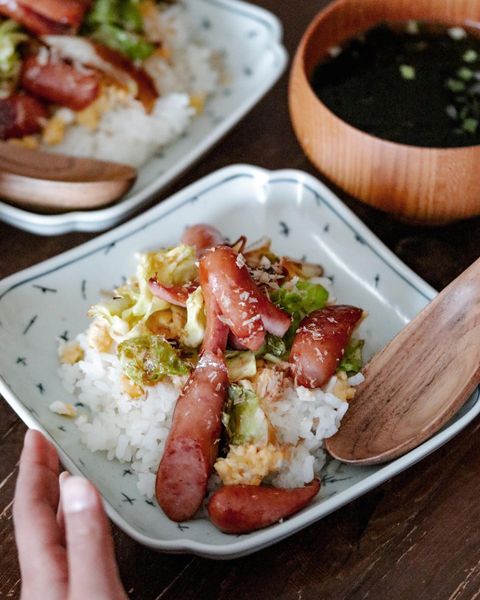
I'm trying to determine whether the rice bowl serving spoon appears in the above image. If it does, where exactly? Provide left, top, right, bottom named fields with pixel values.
left=0, top=141, right=137, bottom=212
left=326, top=257, right=480, bottom=465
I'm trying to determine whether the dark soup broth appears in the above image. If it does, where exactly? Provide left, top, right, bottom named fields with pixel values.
left=311, top=21, right=480, bottom=147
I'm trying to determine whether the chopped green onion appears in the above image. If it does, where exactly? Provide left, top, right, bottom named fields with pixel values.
left=120, top=0, right=143, bottom=33
left=462, top=117, right=478, bottom=133
left=445, top=104, right=458, bottom=120
left=446, top=78, right=466, bottom=92
left=457, top=67, right=473, bottom=81
left=406, top=20, right=419, bottom=35
left=327, top=45, right=342, bottom=58
left=255, top=334, right=286, bottom=361
left=399, top=64, right=416, bottom=80
left=338, top=339, right=364, bottom=375
left=460, top=105, right=469, bottom=120
left=448, top=27, right=467, bottom=40
left=84, top=0, right=154, bottom=60
left=0, top=20, right=27, bottom=97
left=463, top=49, right=478, bottom=63
left=91, top=24, right=155, bottom=60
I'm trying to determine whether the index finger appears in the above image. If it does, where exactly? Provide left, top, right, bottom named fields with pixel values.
left=13, top=429, right=67, bottom=599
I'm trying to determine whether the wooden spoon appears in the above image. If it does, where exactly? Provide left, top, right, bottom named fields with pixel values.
left=0, top=141, right=137, bottom=213
left=326, top=258, right=480, bottom=465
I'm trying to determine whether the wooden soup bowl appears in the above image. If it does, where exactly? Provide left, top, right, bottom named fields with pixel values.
left=289, top=0, right=480, bottom=224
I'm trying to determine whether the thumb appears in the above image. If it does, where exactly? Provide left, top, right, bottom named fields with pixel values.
left=61, top=476, right=127, bottom=600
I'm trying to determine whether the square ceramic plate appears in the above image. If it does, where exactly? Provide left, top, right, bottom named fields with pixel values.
left=0, top=0, right=287, bottom=236
left=1, top=164, right=478, bottom=559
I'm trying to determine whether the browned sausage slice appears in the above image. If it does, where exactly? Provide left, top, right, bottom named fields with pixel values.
left=289, top=305, right=363, bottom=388
left=0, top=94, right=48, bottom=140
left=92, top=42, right=158, bottom=112
left=18, top=0, right=90, bottom=28
left=208, top=480, right=321, bottom=534
left=21, top=54, right=101, bottom=111
left=181, top=224, right=225, bottom=257
left=156, top=350, right=228, bottom=522
left=0, top=0, right=70, bottom=35
left=200, top=246, right=290, bottom=351
left=199, top=259, right=229, bottom=354
left=148, top=277, right=198, bottom=307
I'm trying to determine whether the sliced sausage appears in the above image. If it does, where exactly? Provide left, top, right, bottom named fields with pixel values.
left=18, top=0, right=90, bottom=29
left=21, top=54, right=101, bottom=111
left=0, top=94, right=48, bottom=139
left=208, top=480, right=321, bottom=534
left=0, top=0, right=71, bottom=35
left=181, top=224, right=225, bottom=257
left=256, top=293, right=292, bottom=337
left=155, top=351, right=228, bottom=521
left=200, top=246, right=290, bottom=352
left=42, top=36, right=158, bottom=112
left=289, top=305, right=363, bottom=388
left=201, top=246, right=265, bottom=351
left=199, top=259, right=229, bottom=354
left=148, top=277, right=198, bottom=307
left=92, top=42, right=157, bottom=112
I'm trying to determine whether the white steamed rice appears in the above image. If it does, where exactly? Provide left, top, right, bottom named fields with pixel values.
left=58, top=335, right=360, bottom=499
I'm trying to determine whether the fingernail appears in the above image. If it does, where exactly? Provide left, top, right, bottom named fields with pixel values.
left=24, top=428, right=39, bottom=448
left=59, top=471, right=70, bottom=486
left=62, top=477, right=97, bottom=513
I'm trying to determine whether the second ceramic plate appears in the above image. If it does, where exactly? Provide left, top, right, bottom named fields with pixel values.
left=0, top=0, right=287, bottom=236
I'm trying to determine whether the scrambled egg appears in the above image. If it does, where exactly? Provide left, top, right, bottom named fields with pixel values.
left=189, top=93, right=206, bottom=114
left=42, top=115, right=66, bottom=145
left=333, top=371, right=356, bottom=401
left=49, top=401, right=77, bottom=418
left=146, top=306, right=187, bottom=340
left=10, top=135, right=39, bottom=149
left=254, top=366, right=288, bottom=404
left=59, top=342, right=84, bottom=365
left=214, top=443, right=284, bottom=486
left=42, top=86, right=131, bottom=146
left=87, top=319, right=113, bottom=353
left=120, top=375, right=144, bottom=399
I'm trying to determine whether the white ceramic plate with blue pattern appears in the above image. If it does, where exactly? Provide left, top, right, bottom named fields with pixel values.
left=1, top=164, right=479, bottom=559
left=0, top=0, right=287, bottom=236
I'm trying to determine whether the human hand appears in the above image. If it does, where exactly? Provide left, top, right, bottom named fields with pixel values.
left=13, top=429, right=128, bottom=600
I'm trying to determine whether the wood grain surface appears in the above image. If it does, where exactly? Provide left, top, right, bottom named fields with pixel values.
left=1, top=2, right=480, bottom=599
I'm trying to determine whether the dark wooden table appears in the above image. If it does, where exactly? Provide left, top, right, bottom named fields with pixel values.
left=1, top=2, right=480, bottom=598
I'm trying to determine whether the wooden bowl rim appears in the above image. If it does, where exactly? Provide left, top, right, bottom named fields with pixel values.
left=290, top=0, right=480, bottom=155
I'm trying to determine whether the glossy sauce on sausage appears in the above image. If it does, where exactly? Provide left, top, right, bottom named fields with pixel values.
left=0, top=94, right=47, bottom=139
left=290, top=305, right=363, bottom=388
left=200, top=246, right=291, bottom=352
left=181, top=223, right=225, bottom=257
left=21, top=54, right=101, bottom=111
left=208, top=480, right=321, bottom=534
left=18, top=0, right=90, bottom=28
left=155, top=351, right=228, bottom=522
left=199, top=259, right=229, bottom=354
left=148, top=278, right=198, bottom=308
left=0, top=0, right=72, bottom=35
